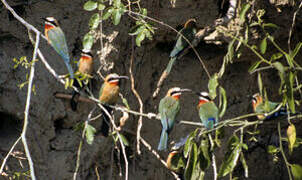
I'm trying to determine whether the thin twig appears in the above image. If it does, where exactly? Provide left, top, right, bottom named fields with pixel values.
left=0, top=137, right=21, bottom=174
left=97, top=104, right=128, bottom=180
left=288, top=1, right=302, bottom=52
left=139, top=137, right=181, bottom=180
left=278, top=122, right=292, bottom=180
left=21, top=31, right=40, bottom=180
left=95, top=165, right=100, bottom=180
left=73, top=107, right=96, bottom=180
left=129, top=37, right=144, bottom=155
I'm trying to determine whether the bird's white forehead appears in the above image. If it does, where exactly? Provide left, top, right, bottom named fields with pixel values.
left=171, top=87, right=181, bottom=92
left=252, top=93, right=260, bottom=98
left=46, top=17, right=56, bottom=21
left=200, top=91, right=209, bottom=97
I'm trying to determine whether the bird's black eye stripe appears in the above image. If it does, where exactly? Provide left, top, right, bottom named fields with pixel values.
left=252, top=97, right=257, bottom=102
left=171, top=91, right=179, bottom=96
left=107, top=77, right=114, bottom=82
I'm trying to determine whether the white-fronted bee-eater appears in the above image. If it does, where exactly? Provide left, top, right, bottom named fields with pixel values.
left=158, top=87, right=191, bottom=151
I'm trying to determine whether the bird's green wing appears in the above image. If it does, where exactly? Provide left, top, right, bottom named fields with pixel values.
left=199, top=102, right=219, bottom=128
left=99, top=83, right=105, bottom=100
left=255, top=101, right=280, bottom=113
left=159, top=96, right=180, bottom=130
left=48, top=27, right=70, bottom=62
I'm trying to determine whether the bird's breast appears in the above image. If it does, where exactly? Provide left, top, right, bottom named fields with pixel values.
left=79, top=59, right=93, bottom=75
left=99, top=84, right=120, bottom=105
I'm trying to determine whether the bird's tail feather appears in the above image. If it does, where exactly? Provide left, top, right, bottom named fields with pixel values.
left=70, top=80, right=82, bottom=111
left=158, top=129, right=168, bottom=151
left=165, top=57, right=177, bottom=74
left=70, top=90, right=80, bottom=111
left=64, top=60, right=74, bottom=79
left=100, top=106, right=112, bottom=137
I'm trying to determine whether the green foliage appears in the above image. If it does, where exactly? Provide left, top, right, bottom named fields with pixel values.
left=218, top=135, right=241, bottom=177
left=85, top=124, right=96, bottom=145
left=12, top=56, right=37, bottom=94
left=291, top=164, right=302, bottom=180
left=129, top=9, right=155, bottom=47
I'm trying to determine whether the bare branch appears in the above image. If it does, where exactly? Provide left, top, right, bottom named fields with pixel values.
left=73, top=107, right=96, bottom=180
left=288, top=1, right=302, bottom=52
left=20, top=31, right=41, bottom=180
left=0, top=137, right=21, bottom=174
left=128, top=37, right=144, bottom=155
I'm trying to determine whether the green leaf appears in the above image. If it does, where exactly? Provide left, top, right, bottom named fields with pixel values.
left=263, top=23, right=279, bottom=29
left=267, top=145, right=279, bottom=154
left=98, top=3, right=105, bottom=10
left=239, top=3, right=251, bottom=22
left=270, top=52, right=283, bottom=61
left=89, top=13, right=100, bottom=30
left=286, top=71, right=295, bottom=113
left=169, top=152, right=185, bottom=173
left=82, top=33, right=94, bottom=51
left=112, top=9, right=122, bottom=25
left=240, top=153, right=248, bottom=178
left=218, top=135, right=241, bottom=177
left=129, top=25, right=145, bottom=36
left=285, top=53, right=294, bottom=67
left=141, top=8, right=147, bottom=16
left=273, top=62, right=285, bottom=75
left=122, top=97, right=130, bottom=109
left=65, top=78, right=69, bottom=89
left=200, top=136, right=211, bottom=170
left=208, top=74, right=219, bottom=100
left=119, top=134, right=129, bottom=146
left=258, top=73, right=263, bottom=95
left=103, top=7, right=113, bottom=20
left=85, top=124, right=96, bottom=145
left=219, top=87, right=227, bottom=118
left=291, top=42, right=302, bottom=59
left=248, top=61, right=262, bottom=73
left=113, top=0, right=121, bottom=7
left=84, top=1, right=98, bottom=11
left=260, top=37, right=267, bottom=54
left=291, top=164, right=302, bottom=180
left=287, top=124, right=296, bottom=154
left=183, top=130, right=198, bottom=158
left=136, top=31, right=145, bottom=47
left=184, top=143, right=198, bottom=180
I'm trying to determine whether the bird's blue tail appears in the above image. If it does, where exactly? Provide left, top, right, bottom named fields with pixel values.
left=165, top=57, right=177, bottom=74
left=170, top=47, right=182, bottom=58
left=158, top=129, right=168, bottom=151
left=64, top=61, right=74, bottom=79
left=206, top=118, right=216, bottom=130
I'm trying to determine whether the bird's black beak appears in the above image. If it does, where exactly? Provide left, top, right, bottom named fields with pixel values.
left=180, top=88, right=192, bottom=92
left=41, top=17, right=47, bottom=21
left=117, top=76, right=129, bottom=80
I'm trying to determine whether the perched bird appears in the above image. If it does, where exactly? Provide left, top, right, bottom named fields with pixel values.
left=43, top=17, right=74, bottom=78
left=166, top=19, right=197, bottom=74
left=196, top=92, right=219, bottom=130
left=152, top=19, right=197, bottom=98
left=158, top=87, right=191, bottom=151
left=70, top=50, right=94, bottom=111
left=99, top=73, right=128, bottom=137
left=252, top=93, right=287, bottom=120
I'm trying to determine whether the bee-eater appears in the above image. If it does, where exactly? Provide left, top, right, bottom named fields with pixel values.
left=252, top=93, right=287, bottom=120
left=166, top=19, right=197, bottom=74
left=196, top=92, right=219, bottom=130
left=158, top=87, right=191, bottom=151
left=43, top=17, right=74, bottom=79
left=99, top=73, right=128, bottom=137
left=70, top=50, right=94, bottom=111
